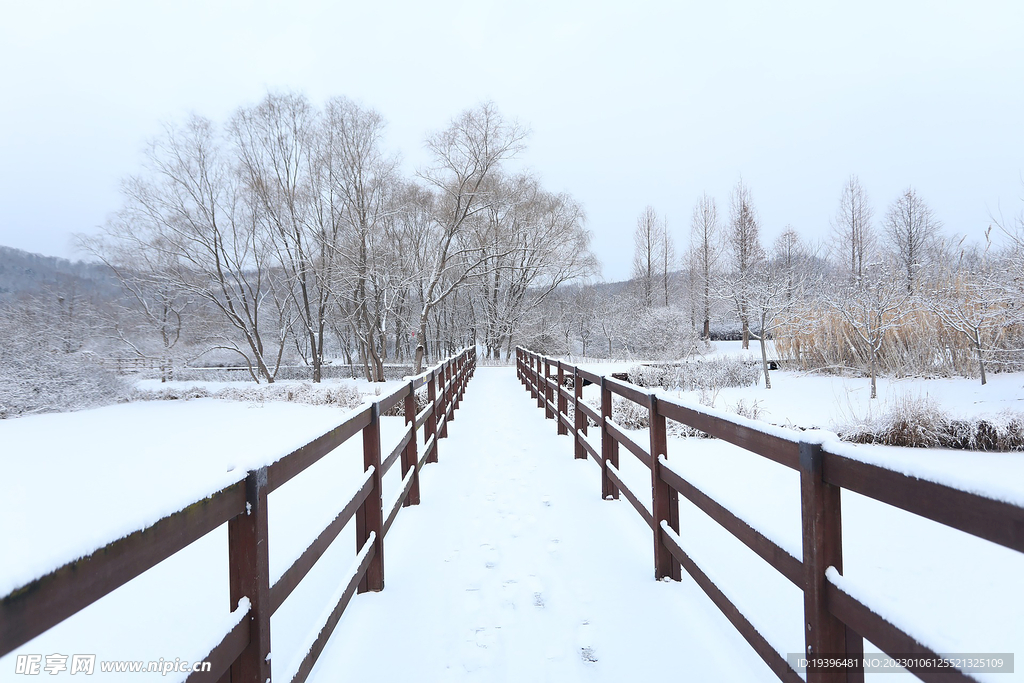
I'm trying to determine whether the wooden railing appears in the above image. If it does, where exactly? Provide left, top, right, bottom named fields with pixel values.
left=516, top=347, right=1024, bottom=683
left=0, top=348, right=476, bottom=683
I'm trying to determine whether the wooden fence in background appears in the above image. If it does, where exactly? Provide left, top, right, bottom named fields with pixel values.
left=517, top=347, right=1024, bottom=683
left=0, top=348, right=476, bottom=683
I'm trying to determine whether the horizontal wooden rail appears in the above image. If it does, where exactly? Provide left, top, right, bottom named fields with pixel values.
left=270, top=470, right=375, bottom=614
left=661, top=525, right=803, bottom=683
left=606, top=464, right=654, bottom=529
left=825, top=579, right=974, bottom=683
left=604, top=417, right=653, bottom=469
left=185, top=604, right=251, bottom=683
left=267, top=407, right=372, bottom=492
left=822, top=450, right=1024, bottom=554
left=290, top=535, right=377, bottom=683
left=0, top=480, right=245, bottom=654
left=659, top=462, right=802, bottom=587
left=576, top=400, right=601, bottom=424
left=381, top=427, right=414, bottom=476
left=604, top=375, right=653, bottom=409
left=515, top=345, right=1023, bottom=683
left=2, top=348, right=477, bottom=683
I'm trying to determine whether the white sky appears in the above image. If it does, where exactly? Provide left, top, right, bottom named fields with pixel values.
left=1, top=0, right=1022, bottom=281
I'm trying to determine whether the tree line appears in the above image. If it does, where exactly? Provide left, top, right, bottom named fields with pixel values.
left=78, top=94, right=597, bottom=382
left=536, top=176, right=1024, bottom=396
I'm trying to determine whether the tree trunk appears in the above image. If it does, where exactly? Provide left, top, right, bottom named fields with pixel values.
left=759, top=335, right=771, bottom=390
left=975, top=335, right=987, bottom=386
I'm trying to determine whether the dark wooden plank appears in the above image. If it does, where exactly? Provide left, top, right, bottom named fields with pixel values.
left=377, top=383, right=410, bottom=415
left=289, top=538, right=377, bottom=683
left=606, top=464, right=654, bottom=529
left=403, top=381, right=421, bottom=507
left=577, top=367, right=602, bottom=385
left=557, top=410, right=575, bottom=433
left=228, top=468, right=271, bottom=683
left=650, top=397, right=681, bottom=580
left=577, top=400, right=601, bottom=424
left=0, top=481, right=245, bottom=656
left=659, top=464, right=803, bottom=587
left=604, top=417, right=653, bottom=469
left=578, top=431, right=600, bottom=462
left=600, top=376, right=620, bottom=501
left=415, top=403, right=433, bottom=430
left=383, top=469, right=417, bottom=538
left=270, top=471, right=374, bottom=614
left=267, top=405, right=373, bottom=492
left=184, top=608, right=250, bottom=682
left=356, top=403, right=384, bottom=593
left=822, top=450, right=1024, bottom=554
left=419, top=434, right=437, bottom=470
left=661, top=528, right=804, bottom=683
left=381, top=425, right=414, bottom=476
left=573, top=366, right=587, bottom=460
left=604, top=376, right=653, bottom=408
left=826, top=582, right=975, bottom=683
left=657, top=399, right=800, bottom=470
left=800, top=443, right=847, bottom=683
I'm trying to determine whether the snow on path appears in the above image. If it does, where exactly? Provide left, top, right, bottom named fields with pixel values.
left=307, top=367, right=778, bottom=682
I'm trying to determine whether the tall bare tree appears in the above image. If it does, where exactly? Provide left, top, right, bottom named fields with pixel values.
left=830, top=175, right=875, bottom=285
left=883, top=187, right=941, bottom=293
left=724, top=181, right=765, bottom=349
left=111, top=115, right=289, bottom=382
left=689, top=193, right=720, bottom=339
left=413, top=102, right=527, bottom=372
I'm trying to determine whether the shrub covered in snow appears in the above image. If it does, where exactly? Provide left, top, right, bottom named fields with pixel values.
left=131, top=382, right=366, bottom=410
left=628, top=356, right=762, bottom=392
left=840, top=394, right=1024, bottom=451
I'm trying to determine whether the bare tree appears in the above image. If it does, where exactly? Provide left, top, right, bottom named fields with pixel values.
left=883, top=187, right=941, bottom=293
left=724, top=180, right=765, bottom=349
left=413, top=102, right=527, bottom=373
left=689, top=193, right=721, bottom=339
left=745, top=230, right=809, bottom=389
left=830, top=175, right=875, bottom=285
left=110, top=115, right=289, bottom=382
left=926, top=231, right=1006, bottom=385
left=826, top=264, right=911, bottom=399
left=631, top=205, right=668, bottom=308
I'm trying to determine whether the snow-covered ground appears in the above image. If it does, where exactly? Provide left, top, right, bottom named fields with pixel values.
left=2, top=366, right=1022, bottom=681
left=576, top=340, right=1024, bottom=428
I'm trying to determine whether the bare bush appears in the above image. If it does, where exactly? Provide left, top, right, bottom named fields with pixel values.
left=840, top=395, right=1024, bottom=450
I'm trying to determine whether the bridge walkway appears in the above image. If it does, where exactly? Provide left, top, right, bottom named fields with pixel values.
left=307, top=366, right=776, bottom=682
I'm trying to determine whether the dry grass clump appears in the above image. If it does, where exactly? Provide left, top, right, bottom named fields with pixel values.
left=840, top=394, right=1024, bottom=451
left=131, top=382, right=366, bottom=410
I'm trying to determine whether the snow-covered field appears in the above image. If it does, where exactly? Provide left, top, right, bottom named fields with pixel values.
left=577, top=340, right=1024, bottom=429
left=2, top=365, right=1022, bottom=681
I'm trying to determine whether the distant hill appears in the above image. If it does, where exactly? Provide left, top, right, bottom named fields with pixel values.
left=0, top=246, right=117, bottom=299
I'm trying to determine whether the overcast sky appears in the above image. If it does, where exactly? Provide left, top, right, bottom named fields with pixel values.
left=2, top=0, right=1022, bottom=281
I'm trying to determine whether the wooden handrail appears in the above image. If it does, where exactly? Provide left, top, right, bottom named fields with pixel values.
left=515, top=346, right=1023, bottom=683
left=2, top=348, right=478, bottom=683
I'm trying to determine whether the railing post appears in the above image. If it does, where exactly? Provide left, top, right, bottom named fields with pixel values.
left=357, top=402, right=384, bottom=593
left=649, top=396, right=681, bottom=581
left=403, top=381, right=420, bottom=507
left=426, top=369, right=438, bottom=462
left=228, top=466, right=271, bottom=683
left=600, top=377, right=619, bottom=500
left=535, top=356, right=544, bottom=408
left=544, top=360, right=554, bottom=420
left=573, top=366, right=586, bottom=460
left=451, top=355, right=460, bottom=419
left=556, top=362, right=567, bottom=435
left=439, top=361, right=449, bottom=439
left=800, top=442, right=849, bottom=683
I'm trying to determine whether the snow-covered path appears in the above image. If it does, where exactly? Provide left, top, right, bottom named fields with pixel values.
left=307, top=367, right=776, bottom=682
